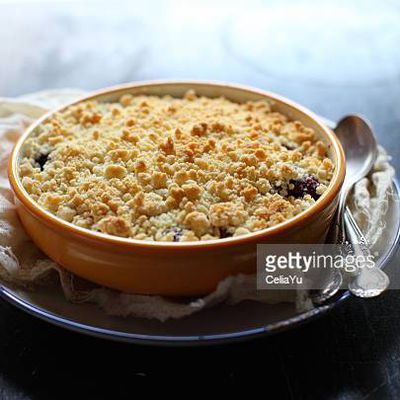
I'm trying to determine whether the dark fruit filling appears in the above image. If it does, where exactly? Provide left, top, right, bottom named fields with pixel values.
left=288, top=176, right=321, bottom=201
left=35, top=152, right=50, bottom=171
left=170, top=227, right=183, bottom=242
left=281, top=142, right=295, bottom=150
left=219, top=228, right=233, bottom=238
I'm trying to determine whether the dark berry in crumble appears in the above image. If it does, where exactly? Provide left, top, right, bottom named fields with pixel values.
left=288, top=176, right=321, bottom=200
left=281, top=142, right=295, bottom=150
left=164, top=227, right=183, bottom=242
left=219, top=228, right=233, bottom=238
left=35, top=152, right=50, bottom=171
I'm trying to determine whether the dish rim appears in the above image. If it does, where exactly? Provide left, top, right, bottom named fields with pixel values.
left=8, top=79, right=346, bottom=249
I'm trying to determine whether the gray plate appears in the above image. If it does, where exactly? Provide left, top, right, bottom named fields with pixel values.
left=1, top=134, right=399, bottom=346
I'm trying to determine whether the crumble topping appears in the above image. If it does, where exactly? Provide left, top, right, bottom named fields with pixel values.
left=18, top=90, right=335, bottom=241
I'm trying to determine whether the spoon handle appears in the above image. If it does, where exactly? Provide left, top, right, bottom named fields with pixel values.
left=311, top=203, right=345, bottom=305
left=344, top=207, right=389, bottom=297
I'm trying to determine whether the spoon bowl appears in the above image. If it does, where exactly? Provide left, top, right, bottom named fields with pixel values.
left=334, top=115, right=378, bottom=188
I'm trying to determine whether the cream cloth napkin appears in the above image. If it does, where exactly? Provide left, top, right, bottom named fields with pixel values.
left=0, top=90, right=395, bottom=321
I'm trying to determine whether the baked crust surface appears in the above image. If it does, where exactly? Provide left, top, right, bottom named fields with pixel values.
left=19, top=91, right=334, bottom=241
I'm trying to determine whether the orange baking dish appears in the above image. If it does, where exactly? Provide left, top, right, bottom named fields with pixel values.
left=8, top=81, right=345, bottom=296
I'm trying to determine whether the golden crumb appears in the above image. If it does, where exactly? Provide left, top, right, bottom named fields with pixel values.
left=19, top=90, right=334, bottom=241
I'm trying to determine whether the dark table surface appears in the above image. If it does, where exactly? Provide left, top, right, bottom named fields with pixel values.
left=0, top=0, right=399, bottom=398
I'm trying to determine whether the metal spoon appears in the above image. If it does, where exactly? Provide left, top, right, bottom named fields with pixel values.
left=334, top=115, right=389, bottom=297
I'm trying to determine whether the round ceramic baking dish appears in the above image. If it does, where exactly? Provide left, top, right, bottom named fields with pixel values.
left=8, top=81, right=346, bottom=296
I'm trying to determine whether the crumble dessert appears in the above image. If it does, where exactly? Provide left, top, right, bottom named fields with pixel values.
left=18, top=90, right=335, bottom=241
